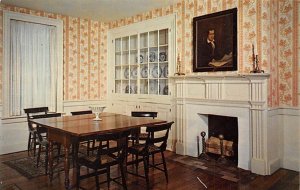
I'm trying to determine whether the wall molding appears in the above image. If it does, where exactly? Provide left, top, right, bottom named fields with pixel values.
left=0, top=100, right=106, bottom=121
left=268, top=107, right=300, bottom=116
left=268, top=106, right=300, bottom=172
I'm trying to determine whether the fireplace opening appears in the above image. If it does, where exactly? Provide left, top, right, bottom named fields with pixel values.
left=207, top=114, right=238, bottom=164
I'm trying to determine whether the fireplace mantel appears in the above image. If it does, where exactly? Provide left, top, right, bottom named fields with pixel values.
left=171, top=73, right=279, bottom=175
left=170, top=73, right=270, bottom=79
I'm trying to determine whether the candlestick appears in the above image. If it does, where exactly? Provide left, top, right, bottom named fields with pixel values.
left=175, top=53, right=185, bottom=76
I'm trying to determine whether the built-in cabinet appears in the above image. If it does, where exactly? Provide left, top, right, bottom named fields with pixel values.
left=114, top=29, right=169, bottom=96
left=107, top=15, right=176, bottom=150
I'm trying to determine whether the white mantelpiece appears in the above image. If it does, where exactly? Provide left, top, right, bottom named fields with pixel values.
left=170, top=73, right=278, bottom=175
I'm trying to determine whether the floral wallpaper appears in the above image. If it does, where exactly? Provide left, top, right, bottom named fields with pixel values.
left=109, top=0, right=298, bottom=107
left=0, top=4, right=108, bottom=102
left=0, top=0, right=298, bottom=108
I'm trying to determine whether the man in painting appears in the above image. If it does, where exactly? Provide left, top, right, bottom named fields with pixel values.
left=199, top=29, right=221, bottom=66
left=199, top=29, right=232, bottom=68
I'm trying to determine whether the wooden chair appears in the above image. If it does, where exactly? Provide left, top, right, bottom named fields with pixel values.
left=76, top=130, right=131, bottom=190
left=130, top=111, right=158, bottom=165
left=130, top=111, right=157, bottom=141
left=71, top=110, right=97, bottom=155
left=127, top=121, right=174, bottom=189
left=29, top=113, right=62, bottom=174
left=24, top=107, right=49, bottom=156
left=131, top=111, right=158, bottom=119
left=70, top=110, right=92, bottom=115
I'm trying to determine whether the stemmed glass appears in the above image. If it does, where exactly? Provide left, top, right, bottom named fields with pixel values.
left=89, top=105, right=106, bottom=121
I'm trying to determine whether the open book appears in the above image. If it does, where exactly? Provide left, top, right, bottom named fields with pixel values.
left=209, top=52, right=232, bottom=67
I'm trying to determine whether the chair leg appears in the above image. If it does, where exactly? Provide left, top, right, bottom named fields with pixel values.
left=37, top=145, right=41, bottom=167
left=143, top=155, right=150, bottom=190
left=27, top=133, right=31, bottom=155
left=107, top=166, right=110, bottom=189
left=57, top=144, right=61, bottom=164
left=120, top=163, right=127, bottom=190
left=92, top=140, right=96, bottom=154
left=33, top=134, right=37, bottom=157
left=45, top=146, right=49, bottom=174
left=135, top=154, right=139, bottom=174
left=87, top=141, right=90, bottom=156
left=152, top=153, right=155, bottom=166
left=76, top=165, right=80, bottom=189
left=95, top=169, right=100, bottom=190
left=161, top=151, right=168, bottom=183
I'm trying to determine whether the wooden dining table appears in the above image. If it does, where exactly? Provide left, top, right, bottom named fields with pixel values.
left=31, top=112, right=166, bottom=189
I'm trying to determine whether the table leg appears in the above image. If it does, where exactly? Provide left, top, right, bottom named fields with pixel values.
left=72, top=140, right=79, bottom=189
left=64, top=145, right=70, bottom=189
left=48, top=141, right=53, bottom=181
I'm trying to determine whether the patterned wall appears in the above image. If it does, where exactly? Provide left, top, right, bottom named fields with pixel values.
left=298, top=1, right=300, bottom=104
left=109, top=0, right=298, bottom=107
left=0, top=4, right=108, bottom=103
left=0, top=1, right=298, bottom=107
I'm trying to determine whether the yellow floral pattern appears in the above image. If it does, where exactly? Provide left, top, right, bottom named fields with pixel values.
left=108, top=0, right=298, bottom=107
left=0, top=1, right=298, bottom=107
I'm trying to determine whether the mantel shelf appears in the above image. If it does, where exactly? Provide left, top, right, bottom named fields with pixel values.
left=169, top=73, right=270, bottom=80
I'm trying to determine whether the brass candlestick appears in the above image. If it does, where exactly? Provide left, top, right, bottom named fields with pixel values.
left=175, top=53, right=185, bottom=75
left=250, top=44, right=264, bottom=73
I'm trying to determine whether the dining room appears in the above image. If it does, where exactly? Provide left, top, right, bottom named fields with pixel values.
left=0, top=0, right=299, bottom=189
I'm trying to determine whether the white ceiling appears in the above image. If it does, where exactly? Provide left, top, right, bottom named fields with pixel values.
left=2, top=0, right=178, bottom=22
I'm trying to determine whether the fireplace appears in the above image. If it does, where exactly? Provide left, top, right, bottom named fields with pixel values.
left=187, top=105, right=250, bottom=170
left=172, top=74, right=276, bottom=175
left=206, top=114, right=238, bottom=164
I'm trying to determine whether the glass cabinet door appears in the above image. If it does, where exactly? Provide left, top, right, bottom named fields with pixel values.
left=114, top=28, right=169, bottom=96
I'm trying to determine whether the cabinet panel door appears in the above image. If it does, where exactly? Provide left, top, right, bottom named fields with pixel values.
left=155, top=105, right=174, bottom=150
left=110, top=102, right=126, bottom=115
left=139, top=103, right=154, bottom=112
left=126, top=102, right=139, bottom=116
left=155, top=106, right=171, bottom=121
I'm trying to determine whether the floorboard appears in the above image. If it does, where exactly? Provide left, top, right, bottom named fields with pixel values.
left=0, top=151, right=298, bottom=190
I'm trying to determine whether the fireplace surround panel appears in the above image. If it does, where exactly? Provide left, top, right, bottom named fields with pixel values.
left=171, top=74, right=279, bottom=175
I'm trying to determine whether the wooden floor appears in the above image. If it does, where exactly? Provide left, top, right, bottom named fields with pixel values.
left=0, top=151, right=299, bottom=190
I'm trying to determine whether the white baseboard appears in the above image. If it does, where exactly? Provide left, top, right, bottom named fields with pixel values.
left=251, top=158, right=267, bottom=175
left=269, top=158, right=281, bottom=174
left=282, top=157, right=300, bottom=172
left=268, top=107, right=300, bottom=173
left=176, top=142, right=185, bottom=155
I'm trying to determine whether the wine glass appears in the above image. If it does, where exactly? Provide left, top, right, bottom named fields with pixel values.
left=89, top=105, right=106, bottom=121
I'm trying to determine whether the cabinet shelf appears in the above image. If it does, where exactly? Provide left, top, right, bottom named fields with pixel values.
left=111, top=25, right=171, bottom=96
left=159, top=44, right=168, bottom=47
left=149, top=46, right=158, bottom=49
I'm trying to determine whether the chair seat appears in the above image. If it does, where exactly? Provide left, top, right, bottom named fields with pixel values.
left=128, top=143, right=160, bottom=155
left=138, top=133, right=148, bottom=140
left=78, top=154, right=117, bottom=168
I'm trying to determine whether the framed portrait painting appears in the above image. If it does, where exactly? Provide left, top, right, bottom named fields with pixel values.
left=193, top=8, right=237, bottom=72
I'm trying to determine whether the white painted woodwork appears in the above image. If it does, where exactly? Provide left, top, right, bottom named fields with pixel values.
left=170, top=73, right=280, bottom=175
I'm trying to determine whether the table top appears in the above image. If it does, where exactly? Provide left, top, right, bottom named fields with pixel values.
left=31, top=112, right=166, bottom=137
